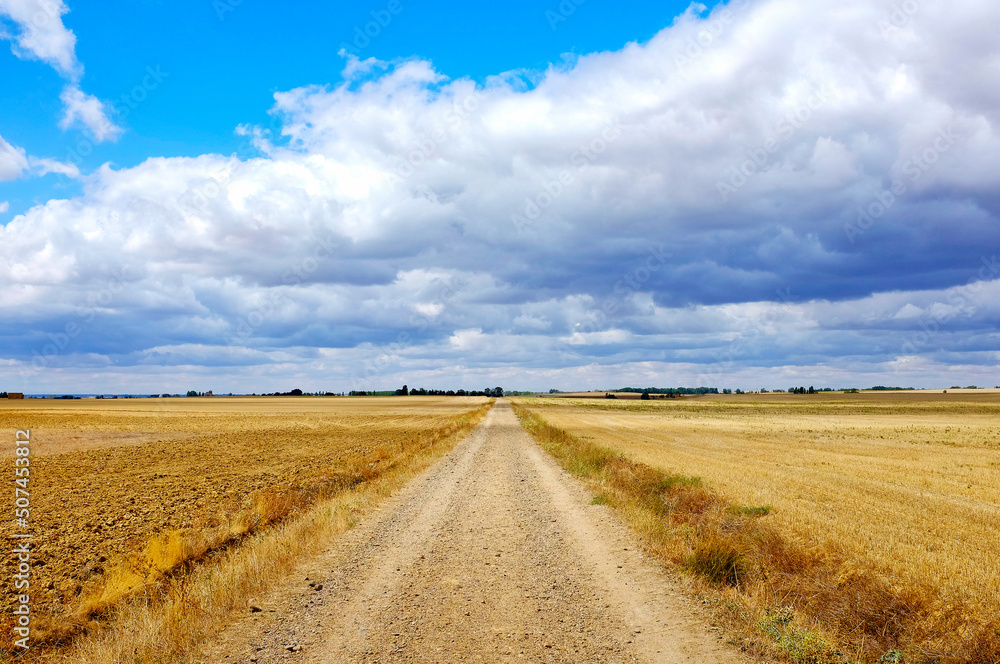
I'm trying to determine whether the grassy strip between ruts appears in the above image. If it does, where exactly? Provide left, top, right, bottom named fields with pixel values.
left=511, top=401, right=1000, bottom=664
left=8, top=400, right=494, bottom=664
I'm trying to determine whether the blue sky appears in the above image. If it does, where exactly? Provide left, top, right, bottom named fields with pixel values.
left=1, top=0, right=999, bottom=393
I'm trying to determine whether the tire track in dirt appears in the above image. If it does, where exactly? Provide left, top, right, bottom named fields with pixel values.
left=198, top=401, right=743, bottom=663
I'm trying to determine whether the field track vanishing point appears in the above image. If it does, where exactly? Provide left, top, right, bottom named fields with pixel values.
left=198, top=400, right=739, bottom=663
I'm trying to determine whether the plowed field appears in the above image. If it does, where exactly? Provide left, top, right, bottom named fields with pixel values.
left=0, top=396, right=489, bottom=644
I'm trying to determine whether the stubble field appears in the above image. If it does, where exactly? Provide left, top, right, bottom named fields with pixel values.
left=514, top=391, right=1000, bottom=662
left=0, top=396, right=491, bottom=652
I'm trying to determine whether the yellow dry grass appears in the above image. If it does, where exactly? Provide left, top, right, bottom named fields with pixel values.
left=514, top=392, right=1000, bottom=663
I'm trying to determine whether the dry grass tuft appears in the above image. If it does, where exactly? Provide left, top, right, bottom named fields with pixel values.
left=511, top=400, right=1000, bottom=664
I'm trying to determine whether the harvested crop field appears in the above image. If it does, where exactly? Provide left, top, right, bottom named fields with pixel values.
left=513, top=392, right=1000, bottom=662
left=0, top=396, right=490, bottom=649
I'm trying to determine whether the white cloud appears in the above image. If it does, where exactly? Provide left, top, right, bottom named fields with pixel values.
left=561, top=329, right=632, bottom=346
left=0, top=133, right=29, bottom=180
left=58, top=84, right=122, bottom=142
left=893, top=303, right=923, bottom=319
left=29, top=155, right=80, bottom=178
left=413, top=302, right=444, bottom=318
left=449, top=329, right=487, bottom=351
left=0, top=0, right=79, bottom=78
left=0, top=133, right=82, bottom=183
left=0, top=201, right=9, bottom=213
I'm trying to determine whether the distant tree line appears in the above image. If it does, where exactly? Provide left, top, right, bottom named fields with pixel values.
left=349, top=385, right=505, bottom=397
left=617, top=387, right=721, bottom=395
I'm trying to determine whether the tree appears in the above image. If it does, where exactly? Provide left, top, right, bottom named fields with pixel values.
left=186, top=390, right=198, bottom=397
left=808, top=386, right=815, bottom=394
left=640, top=390, right=650, bottom=400
left=493, top=387, right=504, bottom=397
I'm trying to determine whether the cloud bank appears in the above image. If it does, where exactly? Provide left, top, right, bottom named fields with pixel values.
left=1, top=0, right=998, bottom=392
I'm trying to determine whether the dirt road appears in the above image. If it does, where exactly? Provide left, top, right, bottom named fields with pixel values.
left=199, top=401, right=741, bottom=663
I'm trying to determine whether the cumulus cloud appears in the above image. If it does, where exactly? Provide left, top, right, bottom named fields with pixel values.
left=0, top=0, right=79, bottom=78
left=0, top=1, right=121, bottom=141
left=1, top=0, right=999, bottom=392
left=58, top=84, right=123, bottom=141
left=0, top=133, right=82, bottom=182
left=0, top=201, right=8, bottom=213
left=28, top=155, right=80, bottom=178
